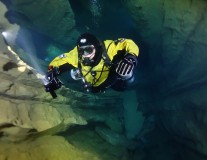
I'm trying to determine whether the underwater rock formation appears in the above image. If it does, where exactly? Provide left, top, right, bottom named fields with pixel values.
left=3, top=0, right=79, bottom=46
left=125, top=0, right=207, bottom=91
left=124, top=0, right=207, bottom=159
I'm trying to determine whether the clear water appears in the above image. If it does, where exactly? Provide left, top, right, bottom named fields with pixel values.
left=1, top=0, right=198, bottom=160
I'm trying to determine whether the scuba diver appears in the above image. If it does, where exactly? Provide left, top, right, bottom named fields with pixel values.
left=44, top=33, right=139, bottom=98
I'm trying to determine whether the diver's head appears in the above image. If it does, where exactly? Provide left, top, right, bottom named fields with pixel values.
left=77, top=33, right=102, bottom=66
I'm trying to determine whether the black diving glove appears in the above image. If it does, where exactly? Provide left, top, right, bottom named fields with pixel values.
left=44, top=67, right=63, bottom=98
left=115, top=54, right=137, bottom=80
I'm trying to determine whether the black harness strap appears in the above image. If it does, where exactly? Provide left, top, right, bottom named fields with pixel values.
left=91, top=41, right=115, bottom=86
left=102, top=41, right=113, bottom=67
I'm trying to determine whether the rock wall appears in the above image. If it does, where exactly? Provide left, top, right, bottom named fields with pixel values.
left=3, top=0, right=79, bottom=46
left=124, top=0, right=207, bottom=159
left=125, top=0, right=207, bottom=91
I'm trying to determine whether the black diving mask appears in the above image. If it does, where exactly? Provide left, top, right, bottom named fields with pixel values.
left=78, top=45, right=95, bottom=56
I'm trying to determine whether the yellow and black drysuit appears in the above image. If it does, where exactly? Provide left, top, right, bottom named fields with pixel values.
left=48, top=38, right=139, bottom=93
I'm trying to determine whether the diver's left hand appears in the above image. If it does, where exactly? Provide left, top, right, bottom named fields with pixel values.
left=116, top=58, right=134, bottom=80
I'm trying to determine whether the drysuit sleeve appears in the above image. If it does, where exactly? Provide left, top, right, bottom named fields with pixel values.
left=48, top=47, right=79, bottom=73
left=117, top=38, right=139, bottom=57
left=105, top=38, right=139, bottom=63
left=110, top=39, right=139, bottom=81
